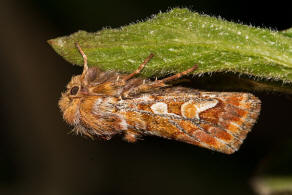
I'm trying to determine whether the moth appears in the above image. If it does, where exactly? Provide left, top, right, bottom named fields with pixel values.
left=59, top=43, right=261, bottom=154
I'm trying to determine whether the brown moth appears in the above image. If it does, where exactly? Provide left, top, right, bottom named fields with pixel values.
left=59, top=43, right=261, bottom=154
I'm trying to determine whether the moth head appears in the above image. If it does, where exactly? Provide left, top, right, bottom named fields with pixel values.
left=58, top=64, right=99, bottom=125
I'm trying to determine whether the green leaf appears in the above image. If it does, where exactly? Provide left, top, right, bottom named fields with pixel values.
left=48, top=8, right=292, bottom=93
left=253, top=176, right=292, bottom=195
left=281, top=27, right=292, bottom=38
left=252, top=140, right=292, bottom=195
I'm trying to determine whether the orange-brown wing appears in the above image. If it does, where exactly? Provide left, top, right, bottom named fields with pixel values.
left=117, top=88, right=261, bottom=154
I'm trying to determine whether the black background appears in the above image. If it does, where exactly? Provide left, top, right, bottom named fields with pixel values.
left=0, top=0, right=291, bottom=195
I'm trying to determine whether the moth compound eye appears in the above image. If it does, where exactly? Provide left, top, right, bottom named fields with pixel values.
left=70, top=86, right=79, bottom=95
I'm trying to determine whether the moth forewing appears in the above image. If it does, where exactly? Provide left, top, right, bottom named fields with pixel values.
left=114, top=89, right=261, bottom=154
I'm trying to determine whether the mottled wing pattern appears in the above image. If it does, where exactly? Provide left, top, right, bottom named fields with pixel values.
left=118, top=87, right=261, bottom=154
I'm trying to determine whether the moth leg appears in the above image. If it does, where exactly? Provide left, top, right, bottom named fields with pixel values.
left=154, top=65, right=198, bottom=85
left=122, top=64, right=198, bottom=97
left=122, top=53, right=154, bottom=82
left=123, top=130, right=142, bottom=143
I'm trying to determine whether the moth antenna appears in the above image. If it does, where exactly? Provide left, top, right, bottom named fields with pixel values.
left=75, top=43, right=88, bottom=80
